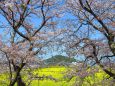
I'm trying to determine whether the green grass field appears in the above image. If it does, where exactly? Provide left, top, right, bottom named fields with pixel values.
left=0, top=66, right=113, bottom=86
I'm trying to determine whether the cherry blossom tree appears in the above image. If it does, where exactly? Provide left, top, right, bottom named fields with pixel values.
left=0, top=0, right=64, bottom=86
left=66, top=0, right=115, bottom=80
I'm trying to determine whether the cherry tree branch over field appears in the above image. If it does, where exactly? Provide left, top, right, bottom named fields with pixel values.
left=66, top=0, right=115, bottom=79
left=0, top=0, right=64, bottom=86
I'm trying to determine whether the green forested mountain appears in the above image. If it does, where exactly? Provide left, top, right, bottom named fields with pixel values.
left=44, top=55, right=76, bottom=66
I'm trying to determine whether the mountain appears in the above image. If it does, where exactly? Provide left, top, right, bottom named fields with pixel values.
left=44, top=55, right=76, bottom=66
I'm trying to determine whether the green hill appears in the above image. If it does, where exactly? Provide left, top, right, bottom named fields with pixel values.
left=44, top=55, right=76, bottom=66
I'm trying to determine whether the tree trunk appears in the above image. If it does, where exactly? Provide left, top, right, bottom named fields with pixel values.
left=96, top=59, right=115, bottom=79
left=17, top=73, right=26, bottom=86
left=9, top=61, right=26, bottom=86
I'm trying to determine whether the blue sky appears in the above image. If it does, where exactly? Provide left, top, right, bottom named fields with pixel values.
left=0, top=4, right=104, bottom=60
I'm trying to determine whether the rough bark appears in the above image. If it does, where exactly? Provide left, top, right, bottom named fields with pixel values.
left=9, top=61, right=26, bottom=86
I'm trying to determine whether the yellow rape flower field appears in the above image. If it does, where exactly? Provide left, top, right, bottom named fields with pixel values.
left=0, top=66, right=112, bottom=86
left=31, top=66, right=75, bottom=86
